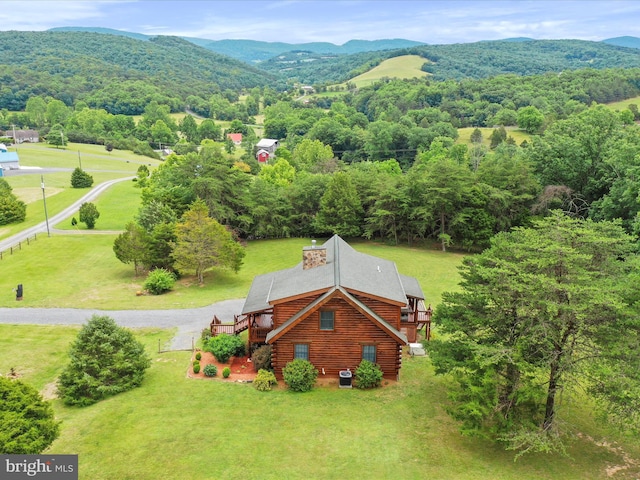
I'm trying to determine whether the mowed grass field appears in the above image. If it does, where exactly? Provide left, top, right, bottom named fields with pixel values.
left=0, top=322, right=638, bottom=480
left=349, top=55, right=430, bottom=88
left=0, top=142, right=160, bottom=240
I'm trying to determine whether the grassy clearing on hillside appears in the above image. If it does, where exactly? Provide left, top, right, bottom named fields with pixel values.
left=0, top=237, right=464, bottom=309
left=457, top=127, right=532, bottom=147
left=349, top=55, right=429, bottom=88
left=1, top=324, right=638, bottom=479
left=604, top=95, right=640, bottom=111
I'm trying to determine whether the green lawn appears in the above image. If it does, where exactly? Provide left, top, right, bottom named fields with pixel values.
left=1, top=324, right=638, bottom=479
left=0, top=142, right=160, bottom=241
left=0, top=237, right=464, bottom=309
left=53, top=180, right=142, bottom=231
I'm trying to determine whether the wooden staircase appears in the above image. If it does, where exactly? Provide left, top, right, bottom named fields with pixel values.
left=210, top=314, right=249, bottom=337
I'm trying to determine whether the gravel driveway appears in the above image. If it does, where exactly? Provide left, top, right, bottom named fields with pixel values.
left=0, top=298, right=246, bottom=351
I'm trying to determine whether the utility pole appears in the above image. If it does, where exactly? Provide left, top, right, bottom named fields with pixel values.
left=78, top=150, right=82, bottom=169
left=41, top=175, right=50, bottom=237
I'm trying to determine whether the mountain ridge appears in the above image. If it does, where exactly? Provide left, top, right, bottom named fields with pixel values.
left=47, top=27, right=425, bottom=63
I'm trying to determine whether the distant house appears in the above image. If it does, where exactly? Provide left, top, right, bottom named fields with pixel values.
left=227, top=133, right=242, bottom=145
left=255, top=138, right=278, bottom=155
left=9, top=130, right=39, bottom=144
left=256, top=149, right=270, bottom=163
left=211, top=236, right=432, bottom=381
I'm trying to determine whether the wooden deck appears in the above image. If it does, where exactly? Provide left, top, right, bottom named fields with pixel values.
left=210, top=314, right=273, bottom=345
left=401, top=300, right=432, bottom=342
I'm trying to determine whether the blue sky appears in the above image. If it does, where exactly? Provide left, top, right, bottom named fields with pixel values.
left=1, top=0, right=639, bottom=45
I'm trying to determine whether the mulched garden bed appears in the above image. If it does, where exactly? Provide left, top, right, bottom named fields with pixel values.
left=187, top=351, right=257, bottom=382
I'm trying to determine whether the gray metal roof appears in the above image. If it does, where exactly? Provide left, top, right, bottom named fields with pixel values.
left=242, top=235, right=424, bottom=314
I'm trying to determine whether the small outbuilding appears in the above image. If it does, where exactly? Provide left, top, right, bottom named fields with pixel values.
left=256, top=149, right=270, bottom=163
left=227, top=133, right=243, bottom=145
left=255, top=138, right=279, bottom=155
left=0, top=148, right=19, bottom=170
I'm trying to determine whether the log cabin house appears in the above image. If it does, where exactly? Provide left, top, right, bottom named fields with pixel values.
left=211, top=236, right=431, bottom=381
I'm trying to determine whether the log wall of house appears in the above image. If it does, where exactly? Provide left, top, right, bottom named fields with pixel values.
left=271, top=295, right=403, bottom=381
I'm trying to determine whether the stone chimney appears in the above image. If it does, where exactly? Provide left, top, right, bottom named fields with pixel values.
left=302, top=240, right=327, bottom=270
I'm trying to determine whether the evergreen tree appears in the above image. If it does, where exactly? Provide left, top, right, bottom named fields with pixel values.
left=70, top=167, right=94, bottom=188
left=0, top=377, right=59, bottom=453
left=429, top=213, right=639, bottom=456
left=57, top=315, right=151, bottom=406
left=315, top=172, right=363, bottom=237
left=113, top=221, right=150, bottom=275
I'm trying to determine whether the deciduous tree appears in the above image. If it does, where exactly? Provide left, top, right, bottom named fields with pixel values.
left=79, top=202, right=100, bottom=229
left=171, top=199, right=245, bottom=283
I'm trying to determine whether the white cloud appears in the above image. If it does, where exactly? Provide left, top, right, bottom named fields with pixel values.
left=0, top=0, right=637, bottom=44
left=0, top=1, right=135, bottom=31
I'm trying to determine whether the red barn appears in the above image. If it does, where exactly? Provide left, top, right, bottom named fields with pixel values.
left=256, top=149, right=270, bottom=163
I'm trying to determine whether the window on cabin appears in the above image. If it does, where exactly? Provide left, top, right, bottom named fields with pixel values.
left=294, top=344, right=309, bottom=360
left=362, top=345, right=377, bottom=363
left=320, top=310, right=334, bottom=331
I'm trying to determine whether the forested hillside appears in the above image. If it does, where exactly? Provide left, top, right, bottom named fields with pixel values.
left=48, top=28, right=424, bottom=63
left=411, top=39, right=640, bottom=80
left=0, top=31, right=278, bottom=112
left=258, top=38, right=640, bottom=85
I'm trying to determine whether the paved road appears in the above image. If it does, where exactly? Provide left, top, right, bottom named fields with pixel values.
left=0, top=176, right=134, bottom=252
left=0, top=171, right=247, bottom=351
left=0, top=299, right=246, bottom=351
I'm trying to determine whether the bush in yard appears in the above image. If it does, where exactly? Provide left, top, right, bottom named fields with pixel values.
left=222, top=367, right=231, bottom=378
left=0, top=377, right=60, bottom=453
left=203, top=364, right=217, bottom=377
left=283, top=359, right=318, bottom=392
left=57, top=315, right=151, bottom=406
left=354, top=360, right=383, bottom=389
left=251, top=345, right=272, bottom=372
left=79, top=201, right=100, bottom=229
left=143, top=268, right=176, bottom=295
left=192, top=361, right=200, bottom=374
left=195, top=352, right=202, bottom=361
left=200, top=328, right=211, bottom=346
left=205, top=334, right=245, bottom=363
left=70, top=167, right=94, bottom=188
left=254, top=369, right=277, bottom=392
